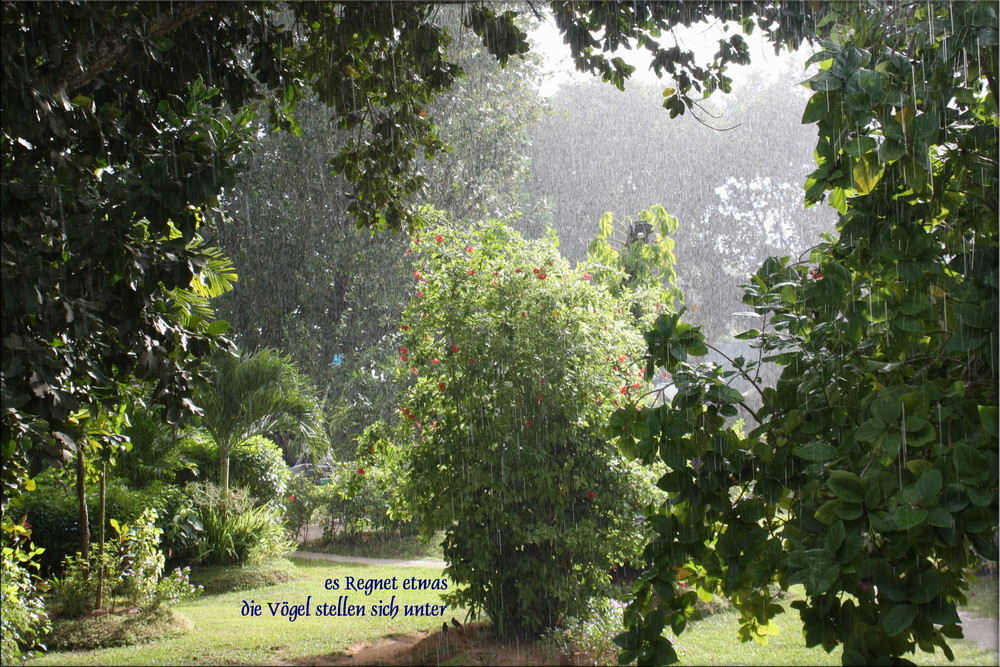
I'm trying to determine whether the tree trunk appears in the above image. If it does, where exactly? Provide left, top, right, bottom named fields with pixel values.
left=97, top=461, right=106, bottom=609
left=75, top=446, right=90, bottom=580
left=220, top=446, right=230, bottom=495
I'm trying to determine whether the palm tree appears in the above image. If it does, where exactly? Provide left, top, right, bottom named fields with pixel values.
left=197, top=348, right=326, bottom=494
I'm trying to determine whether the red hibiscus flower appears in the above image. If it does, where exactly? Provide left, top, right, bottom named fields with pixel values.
left=432, top=358, right=440, bottom=364
left=583, top=273, right=592, bottom=280
left=451, top=345, right=459, bottom=353
left=435, top=235, right=443, bottom=242
left=587, top=491, right=595, bottom=499
left=439, top=382, right=446, bottom=391
left=358, top=468, right=365, bottom=475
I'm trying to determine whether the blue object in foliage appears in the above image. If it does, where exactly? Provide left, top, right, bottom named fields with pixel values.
left=332, top=354, right=343, bottom=366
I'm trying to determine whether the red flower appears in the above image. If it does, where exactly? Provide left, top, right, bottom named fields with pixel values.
left=618, top=356, right=626, bottom=362
left=414, top=271, right=422, bottom=279
left=532, top=268, right=539, bottom=274
left=467, top=269, right=475, bottom=275
left=400, top=346, right=408, bottom=354
left=537, top=395, right=542, bottom=403
left=289, top=495, right=295, bottom=501
left=401, top=325, right=409, bottom=330
left=595, top=397, right=602, bottom=403
left=414, top=237, right=421, bottom=244
left=465, top=246, right=474, bottom=253
left=358, top=468, right=365, bottom=475
left=583, top=273, right=592, bottom=280
left=435, top=235, right=444, bottom=242
left=451, top=345, right=459, bottom=353
left=400, top=355, right=408, bottom=361
left=633, top=382, right=641, bottom=389
left=620, top=386, right=628, bottom=394
left=587, top=491, right=595, bottom=499
left=469, top=358, right=475, bottom=364
left=411, top=368, right=418, bottom=374
left=515, top=269, right=522, bottom=273
left=416, top=291, right=424, bottom=298
left=432, top=358, right=440, bottom=364
left=439, top=382, right=446, bottom=391
left=537, top=273, right=547, bottom=280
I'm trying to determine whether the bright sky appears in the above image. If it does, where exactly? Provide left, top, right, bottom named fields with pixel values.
left=528, top=15, right=815, bottom=99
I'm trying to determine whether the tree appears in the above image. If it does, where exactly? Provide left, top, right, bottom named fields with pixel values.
left=399, top=220, right=659, bottom=636
left=211, top=13, right=547, bottom=453
left=3, top=0, right=822, bottom=505
left=196, top=349, right=325, bottom=494
left=612, top=3, right=997, bottom=665
left=0, top=1, right=532, bottom=504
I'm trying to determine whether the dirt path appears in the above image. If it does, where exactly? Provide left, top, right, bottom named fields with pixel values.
left=292, top=550, right=447, bottom=569
left=958, top=609, right=999, bottom=653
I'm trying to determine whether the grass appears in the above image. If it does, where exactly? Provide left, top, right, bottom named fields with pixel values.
left=29, top=557, right=458, bottom=666
left=300, top=529, right=445, bottom=561
left=47, top=607, right=192, bottom=651
left=188, top=557, right=302, bottom=594
left=664, top=587, right=998, bottom=666
left=964, top=571, right=999, bottom=621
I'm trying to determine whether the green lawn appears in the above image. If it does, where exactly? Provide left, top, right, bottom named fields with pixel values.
left=30, top=557, right=458, bottom=666
left=667, top=588, right=997, bottom=666
left=30, top=559, right=997, bottom=666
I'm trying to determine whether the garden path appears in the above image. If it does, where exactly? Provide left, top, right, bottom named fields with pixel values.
left=957, top=610, right=998, bottom=654
left=292, top=550, right=447, bottom=569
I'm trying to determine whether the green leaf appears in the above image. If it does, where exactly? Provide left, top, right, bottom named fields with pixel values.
left=827, top=470, right=865, bottom=502
left=893, top=504, right=928, bottom=530
left=870, top=397, right=900, bottom=422
left=882, top=603, right=917, bottom=637
left=954, top=444, right=989, bottom=485
left=978, top=405, right=998, bottom=437
left=206, top=319, right=230, bottom=335
left=795, top=441, right=839, bottom=462
left=914, top=469, right=942, bottom=504
left=852, top=154, right=882, bottom=194
left=855, top=418, right=886, bottom=442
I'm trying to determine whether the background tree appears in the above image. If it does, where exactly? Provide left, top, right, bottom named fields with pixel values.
left=525, top=75, right=836, bottom=342
left=211, top=7, right=547, bottom=455
left=195, top=348, right=325, bottom=494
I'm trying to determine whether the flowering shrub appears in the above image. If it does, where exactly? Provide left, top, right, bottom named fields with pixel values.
left=314, top=422, right=414, bottom=537
left=152, top=566, right=203, bottom=608
left=399, top=221, right=664, bottom=635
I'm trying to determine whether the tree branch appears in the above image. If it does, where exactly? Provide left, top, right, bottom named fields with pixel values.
left=47, top=2, right=215, bottom=96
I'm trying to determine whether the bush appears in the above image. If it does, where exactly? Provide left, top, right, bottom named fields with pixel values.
left=400, top=222, right=656, bottom=636
left=180, top=432, right=289, bottom=506
left=313, top=422, right=416, bottom=538
left=22, top=472, right=171, bottom=575
left=49, top=508, right=168, bottom=617
left=284, top=473, right=319, bottom=542
left=1, top=516, right=51, bottom=663
left=188, top=482, right=294, bottom=565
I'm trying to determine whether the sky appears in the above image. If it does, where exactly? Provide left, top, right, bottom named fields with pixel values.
left=528, top=14, right=817, bottom=99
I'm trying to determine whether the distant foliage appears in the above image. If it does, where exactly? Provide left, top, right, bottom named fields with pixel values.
left=399, top=220, right=665, bottom=635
